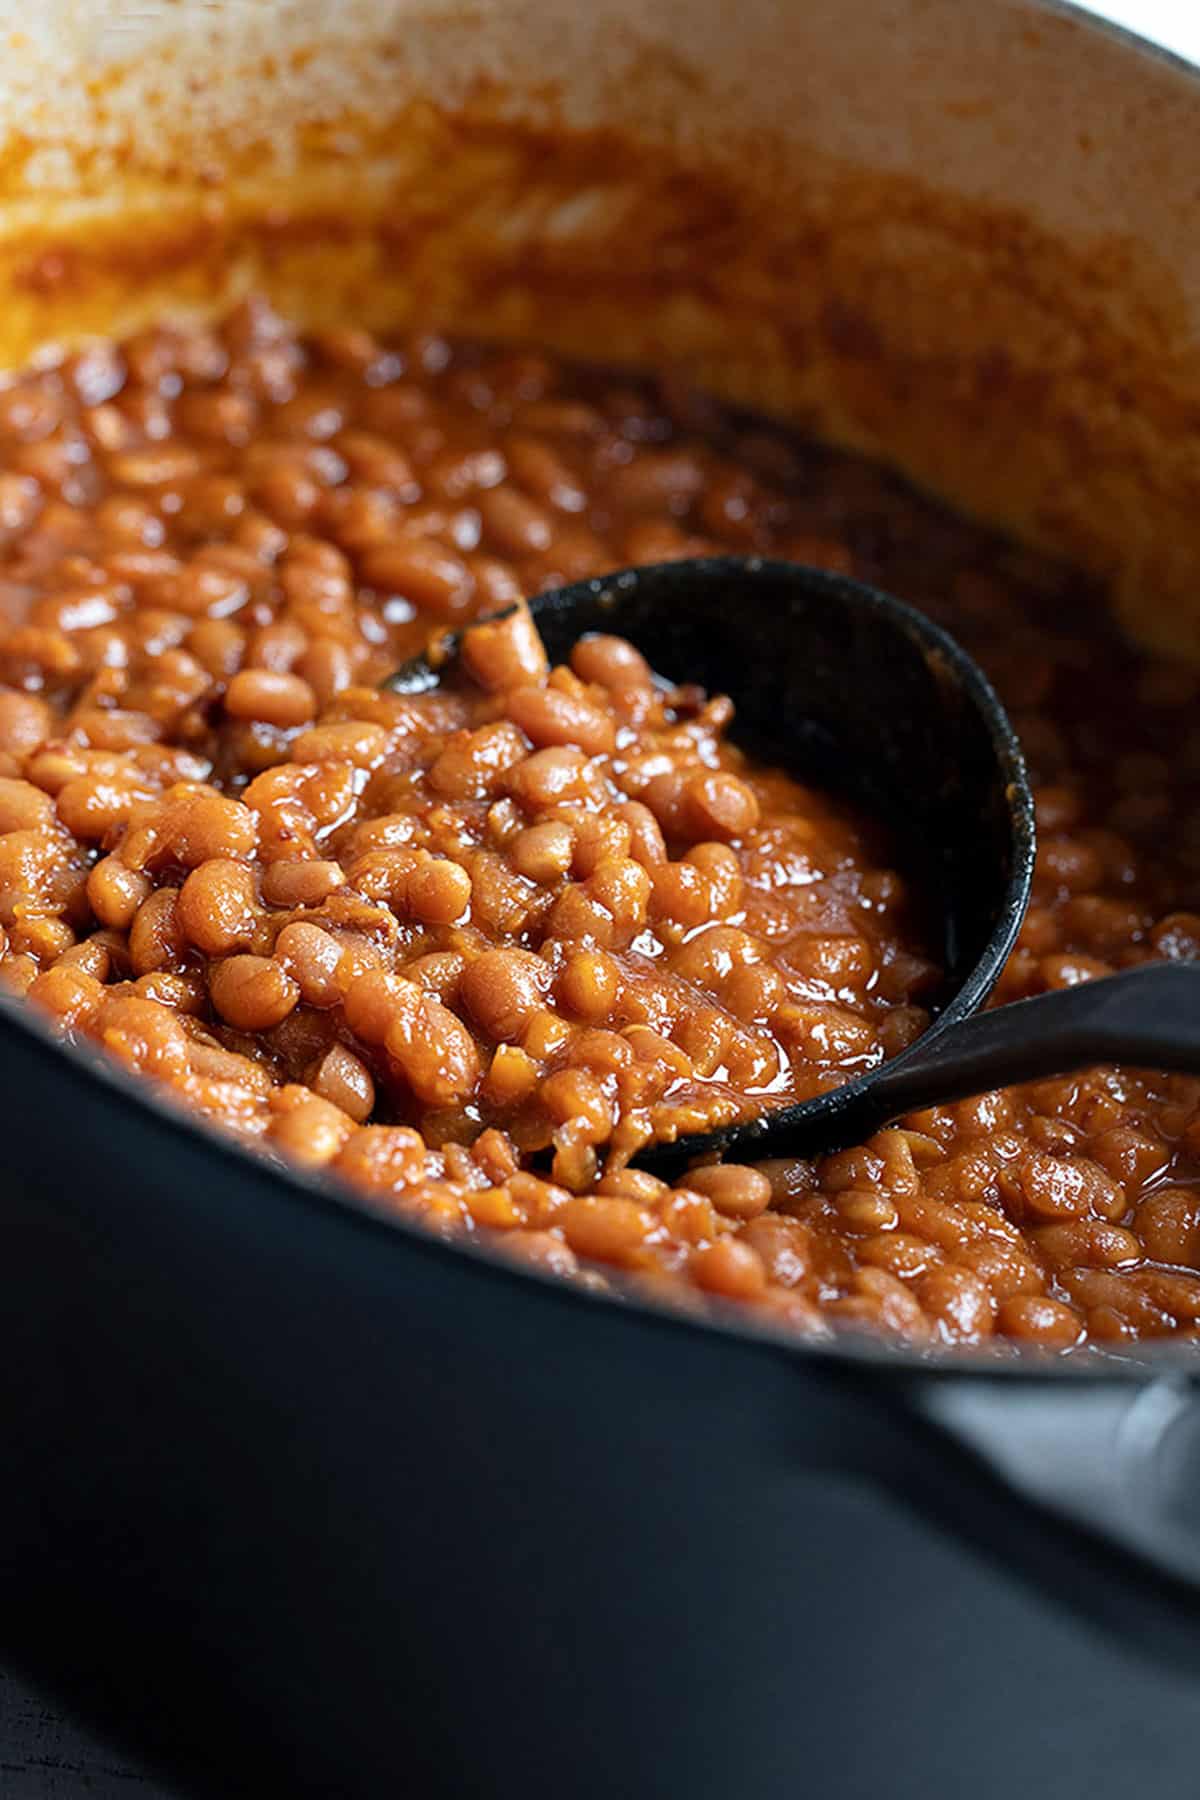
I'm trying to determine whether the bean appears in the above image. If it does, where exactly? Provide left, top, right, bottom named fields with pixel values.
left=268, top=1087, right=355, bottom=1166
left=129, top=888, right=186, bottom=975
left=478, top=484, right=555, bottom=555
left=571, top=634, right=652, bottom=692
left=310, top=1042, right=376, bottom=1122
left=225, top=668, right=317, bottom=728
left=275, top=921, right=344, bottom=1008
left=87, top=857, right=152, bottom=930
left=556, top=949, right=621, bottom=1022
left=690, top=1237, right=768, bottom=1300
left=685, top=1163, right=772, bottom=1221
left=512, top=820, right=574, bottom=884
left=461, top=948, right=551, bottom=1041
left=210, top=954, right=300, bottom=1030
left=505, top=684, right=616, bottom=757
left=359, top=541, right=474, bottom=618
left=994, top=1295, right=1084, bottom=1349
left=561, top=1196, right=653, bottom=1263
left=177, top=859, right=259, bottom=955
left=461, top=600, right=549, bottom=692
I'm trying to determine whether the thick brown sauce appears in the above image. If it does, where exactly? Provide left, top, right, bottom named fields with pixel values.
left=1, top=300, right=1198, bottom=1350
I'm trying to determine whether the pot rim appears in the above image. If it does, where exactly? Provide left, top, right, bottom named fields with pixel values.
left=1049, top=0, right=1198, bottom=81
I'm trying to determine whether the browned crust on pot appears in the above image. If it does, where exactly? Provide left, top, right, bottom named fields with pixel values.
left=0, top=7, right=1196, bottom=654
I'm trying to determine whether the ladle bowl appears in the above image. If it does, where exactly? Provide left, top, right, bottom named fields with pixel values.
left=392, top=557, right=1032, bottom=1155
left=390, top=557, right=1200, bottom=1168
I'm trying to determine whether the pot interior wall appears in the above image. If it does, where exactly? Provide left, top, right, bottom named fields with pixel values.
left=0, top=0, right=1197, bottom=654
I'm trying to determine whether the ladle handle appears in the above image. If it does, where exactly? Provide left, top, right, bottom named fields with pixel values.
left=871, top=960, right=1200, bottom=1118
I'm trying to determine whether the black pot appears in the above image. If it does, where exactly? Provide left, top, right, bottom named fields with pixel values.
left=3, top=992, right=1200, bottom=1800
left=4, top=2, right=1200, bottom=1796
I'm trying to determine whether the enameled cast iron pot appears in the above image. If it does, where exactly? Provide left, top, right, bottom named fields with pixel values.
left=4, top=4, right=1200, bottom=1795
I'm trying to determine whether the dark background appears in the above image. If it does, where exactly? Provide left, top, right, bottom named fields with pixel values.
left=0, top=1672, right=168, bottom=1798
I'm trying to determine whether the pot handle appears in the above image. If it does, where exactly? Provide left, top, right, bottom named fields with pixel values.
left=873, top=1370, right=1200, bottom=1653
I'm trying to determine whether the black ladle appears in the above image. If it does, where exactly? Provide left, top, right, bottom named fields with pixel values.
left=386, top=557, right=1200, bottom=1170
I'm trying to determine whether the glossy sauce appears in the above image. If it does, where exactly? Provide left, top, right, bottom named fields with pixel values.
left=2, top=302, right=1200, bottom=1349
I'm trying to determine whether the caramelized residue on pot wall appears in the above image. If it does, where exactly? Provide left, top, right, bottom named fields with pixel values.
left=0, top=12, right=1193, bottom=656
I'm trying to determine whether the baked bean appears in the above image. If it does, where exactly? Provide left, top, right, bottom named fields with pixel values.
left=1040, top=951, right=1112, bottom=989
left=685, top=1163, right=772, bottom=1221
left=461, top=601, right=549, bottom=692
left=28, top=963, right=104, bottom=1029
left=133, top=789, right=258, bottom=868
left=335, top=1124, right=426, bottom=1194
left=561, top=1196, right=653, bottom=1263
left=556, top=949, right=621, bottom=1022
left=606, top=449, right=706, bottom=514
left=350, top=847, right=471, bottom=924
left=0, top=690, right=52, bottom=755
left=177, top=859, right=259, bottom=955
left=404, top=950, right=466, bottom=1003
left=57, top=773, right=156, bottom=839
left=829, top=1268, right=930, bottom=1338
left=423, top=446, right=506, bottom=501
left=462, top=948, right=551, bottom=1041
left=359, top=541, right=474, bottom=618
left=649, top=859, right=717, bottom=931
left=56, top=936, right=112, bottom=982
left=484, top=1042, right=539, bottom=1105
left=587, top=857, right=651, bottom=945
left=496, top=1230, right=580, bottom=1278
left=0, top=952, right=37, bottom=995
left=268, top=1086, right=355, bottom=1166
left=617, top=801, right=667, bottom=868
left=504, top=435, right=586, bottom=513
left=210, top=954, right=300, bottom=1030
left=504, top=684, right=616, bottom=757
left=684, top=770, right=760, bottom=841
left=793, top=934, right=874, bottom=986
left=1016, top=1151, right=1125, bottom=1222
left=690, top=1237, right=768, bottom=1300
left=478, top=485, right=555, bottom=556
left=310, top=1042, right=376, bottom=1123
left=1133, top=1187, right=1200, bottom=1265
left=860, top=1231, right=942, bottom=1280
left=428, top=721, right=528, bottom=801
left=512, top=820, right=574, bottom=884
left=674, top=1006, right=733, bottom=1077
left=734, top=1214, right=811, bottom=1287
left=1034, top=1220, right=1142, bottom=1270
left=917, top=1266, right=996, bottom=1341
left=339, top=969, right=478, bottom=1106
left=298, top=639, right=354, bottom=708
left=461, top=553, right=520, bottom=609
left=225, top=668, right=317, bottom=728
left=260, top=859, right=345, bottom=909
left=128, top=887, right=186, bottom=975
left=569, top=814, right=630, bottom=879
left=187, top=618, right=246, bottom=679
left=274, top=921, right=344, bottom=1008
left=11, top=914, right=74, bottom=963
left=96, top=994, right=191, bottom=1081
left=543, top=1065, right=616, bottom=1135
left=290, top=720, right=388, bottom=768
left=571, top=633, right=652, bottom=693
left=957, top=1237, right=1044, bottom=1302
left=7, top=309, right=1198, bottom=1351
left=505, top=746, right=596, bottom=811
left=0, top=777, right=54, bottom=833
left=86, top=856, right=152, bottom=930
left=995, top=1294, right=1084, bottom=1348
